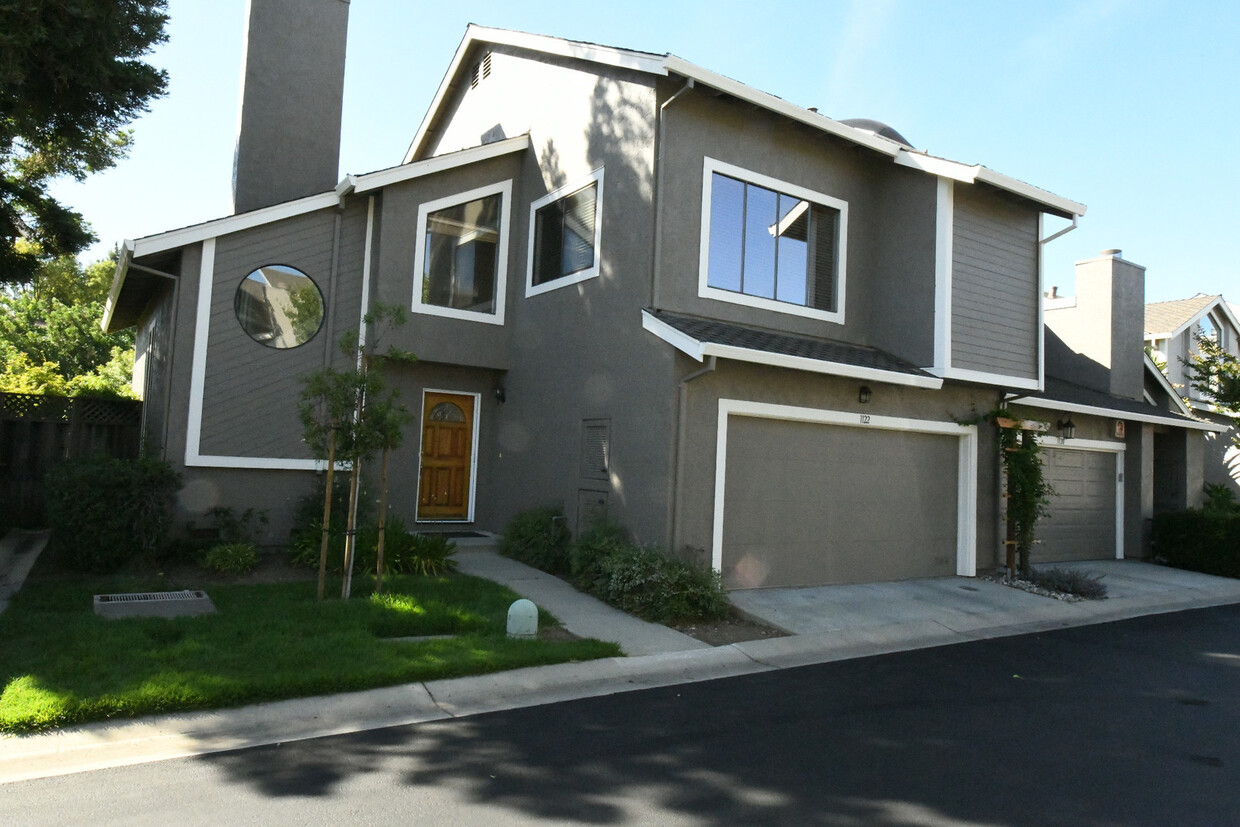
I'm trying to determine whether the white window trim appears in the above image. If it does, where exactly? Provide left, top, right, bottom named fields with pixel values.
left=412, top=180, right=512, bottom=326
left=525, top=167, right=605, bottom=298
left=415, top=388, right=482, bottom=524
left=711, top=399, right=978, bottom=578
left=698, top=157, right=848, bottom=325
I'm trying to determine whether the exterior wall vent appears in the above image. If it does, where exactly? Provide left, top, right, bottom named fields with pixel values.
left=470, top=52, right=493, bottom=89
left=581, top=418, right=611, bottom=480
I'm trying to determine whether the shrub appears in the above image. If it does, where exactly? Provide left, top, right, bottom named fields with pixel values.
left=203, top=542, right=260, bottom=575
left=1029, top=567, right=1107, bottom=599
left=289, top=516, right=458, bottom=578
left=1153, top=509, right=1240, bottom=578
left=375, top=517, right=458, bottom=577
left=576, top=533, right=728, bottom=624
left=499, top=506, right=572, bottom=575
left=570, top=519, right=632, bottom=585
left=43, top=456, right=180, bottom=572
left=1202, top=483, right=1240, bottom=515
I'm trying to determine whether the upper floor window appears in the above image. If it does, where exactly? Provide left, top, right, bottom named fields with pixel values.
left=699, top=158, right=847, bottom=324
left=527, top=168, right=604, bottom=297
left=413, top=181, right=511, bottom=325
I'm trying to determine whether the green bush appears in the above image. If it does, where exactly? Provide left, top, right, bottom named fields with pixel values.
left=203, top=542, right=260, bottom=575
left=289, top=516, right=457, bottom=578
left=499, top=506, right=572, bottom=575
left=570, top=519, right=632, bottom=584
left=569, top=523, right=728, bottom=624
left=1029, top=567, right=1107, bottom=599
left=43, top=456, right=180, bottom=572
left=1153, top=509, right=1240, bottom=578
left=375, top=517, right=458, bottom=576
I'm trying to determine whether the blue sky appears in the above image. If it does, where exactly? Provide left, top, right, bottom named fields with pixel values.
left=53, top=0, right=1239, bottom=304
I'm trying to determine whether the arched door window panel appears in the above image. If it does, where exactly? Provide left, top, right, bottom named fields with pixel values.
left=234, top=265, right=324, bottom=348
left=429, top=401, right=466, bottom=422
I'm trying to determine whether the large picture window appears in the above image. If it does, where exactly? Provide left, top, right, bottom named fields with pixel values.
left=526, top=168, right=604, bottom=297
left=699, top=158, right=847, bottom=324
left=413, top=181, right=512, bottom=325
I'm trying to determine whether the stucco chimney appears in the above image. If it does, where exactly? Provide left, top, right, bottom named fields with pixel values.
left=1056, top=249, right=1147, bottom=401
left=231, top=0, right=350, bottom=214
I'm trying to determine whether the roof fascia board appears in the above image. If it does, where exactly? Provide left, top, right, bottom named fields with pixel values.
left=1017, top=395, right=1226, bottom=432
left=974, top=167, right=1086, bottom=216
left=405, top=25, right=669, bottom=163
left=101, top=239, right=135, bottom=332
left=1144, top=354, right=1194, bottom=416
left=662, top=55, right=900, bottom=158
left=895, top=151, right=979, bottom=183
left=641, top=310, right=942, bottom=389
left=133, top=191, right=341, bottom=258
left=357, top=135, right=530, bottom=194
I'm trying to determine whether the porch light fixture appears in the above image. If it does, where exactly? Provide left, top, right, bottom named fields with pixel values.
left=1057, top=415, right=1076, bottom=442
left=858, top=386, right=872, bottom=404
left=494, top=385, right=506, bottom=404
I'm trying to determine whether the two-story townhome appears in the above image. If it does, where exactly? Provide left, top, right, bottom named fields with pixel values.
left=102, top=4, right=1214, bottom=590
left=1145, top=293, right=1240, bottom=495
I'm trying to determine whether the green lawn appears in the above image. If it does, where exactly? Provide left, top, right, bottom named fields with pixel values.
left=0, top=573, right=620, bottom=734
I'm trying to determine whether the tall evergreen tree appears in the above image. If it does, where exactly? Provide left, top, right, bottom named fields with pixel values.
left=0, top=0, right=169, bottom=285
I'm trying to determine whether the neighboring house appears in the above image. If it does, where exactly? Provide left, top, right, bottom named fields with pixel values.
left=1144, top=293, right=1240, bottom=495
left=102, top=3, right=1217, bottom=590
left=1043, top=252, right=1225, bottom=557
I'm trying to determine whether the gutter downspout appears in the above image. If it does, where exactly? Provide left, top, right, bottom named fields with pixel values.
left=669, top=355, right=716, bottom=553
left=650, top=77, right=694, bottom=310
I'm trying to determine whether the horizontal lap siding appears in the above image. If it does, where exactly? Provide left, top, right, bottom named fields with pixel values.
left=951, top=187, right=1038, bottom=379
left=200, top=208, right=344, bottom=459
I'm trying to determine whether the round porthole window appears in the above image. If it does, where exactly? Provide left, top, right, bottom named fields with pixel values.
left=234, top=264, right=324, bottom=349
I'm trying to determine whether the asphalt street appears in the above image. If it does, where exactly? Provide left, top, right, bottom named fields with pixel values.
left=5, top=604, right=1238, bottom=825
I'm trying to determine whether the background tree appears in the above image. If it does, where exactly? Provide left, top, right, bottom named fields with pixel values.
left=0, top=0, right=169, bottom=285
left=1187, top=335, right=1240, bottom=416
left=0, top=250, right=135, bottom=397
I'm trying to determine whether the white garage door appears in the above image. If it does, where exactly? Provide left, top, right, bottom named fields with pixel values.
left=1038, top=447, right=1117, bottom=562
left=721, top=417, right=961, bottom=589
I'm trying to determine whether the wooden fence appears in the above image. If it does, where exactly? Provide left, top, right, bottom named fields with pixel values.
left=0, top=392, right=143, bottom=529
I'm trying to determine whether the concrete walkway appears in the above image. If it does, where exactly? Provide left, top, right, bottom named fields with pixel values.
left=4, top=541, right=1240, bottom=785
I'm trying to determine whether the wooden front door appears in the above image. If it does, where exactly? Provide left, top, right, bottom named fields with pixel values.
left=417, top=392, right=475, bottom=521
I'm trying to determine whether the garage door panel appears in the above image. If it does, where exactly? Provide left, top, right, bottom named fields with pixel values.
left=1037, top=447, right=1117, bottom=563
left=722, top=418, right=960, bottom=589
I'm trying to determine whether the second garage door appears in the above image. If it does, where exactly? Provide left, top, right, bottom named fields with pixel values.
left=721, top=417, right=960, bottom=589
left=1037, top=447, right=1118, bottom=562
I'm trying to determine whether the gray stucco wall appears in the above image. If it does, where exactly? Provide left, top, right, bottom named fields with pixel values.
left=653, top=91, right=939, bottom=368
left=369, top=153, right=523, bottom=370
left=951, top=184, right=1039, bottom=380
left=415, top=46, right=678, bottom=544
left=232, top=0, right=348, bottom=213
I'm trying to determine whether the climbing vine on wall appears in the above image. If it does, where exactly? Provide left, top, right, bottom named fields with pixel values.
left=993, top=409, right=1054, bottom=579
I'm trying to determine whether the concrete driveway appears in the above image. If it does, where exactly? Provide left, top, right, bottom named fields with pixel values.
left=728, top=559, right=1240, bottom=638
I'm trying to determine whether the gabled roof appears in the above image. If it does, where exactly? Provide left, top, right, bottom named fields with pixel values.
left=1145, top=293, right=1239, bottom=339
left=101, top=136, right=532, bottom=332
left=408, top=25, right=1085, bottom=218
left=642, top=309, right=943, bottom=389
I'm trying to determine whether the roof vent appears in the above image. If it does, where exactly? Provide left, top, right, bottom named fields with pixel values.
left=839, top=118, right=914, bottom=149
left=1102, top=248, right=1122, bottom=257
